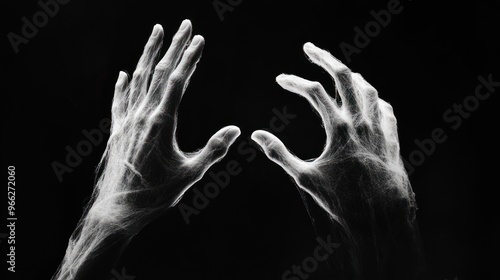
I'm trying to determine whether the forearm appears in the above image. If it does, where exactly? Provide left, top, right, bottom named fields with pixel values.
left=53, top=166, right=150, bottom=280
left=53, top=19, right=239, bottom=280
left=344, top=185, right=423, bottom=279
left=313, top=168, right=422, bottom=279
left=52, top=204, right=140, bottom=280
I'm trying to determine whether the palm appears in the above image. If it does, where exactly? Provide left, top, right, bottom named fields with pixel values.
left=99, top=21, right=240, bottom=213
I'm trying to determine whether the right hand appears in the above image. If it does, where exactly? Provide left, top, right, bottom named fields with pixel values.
left=251, top=42, right=416, bottom=229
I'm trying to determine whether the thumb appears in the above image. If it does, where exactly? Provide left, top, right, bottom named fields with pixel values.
left=194, top=125, right=241, bottom=167
left=251, top=130, right=304, bottom=176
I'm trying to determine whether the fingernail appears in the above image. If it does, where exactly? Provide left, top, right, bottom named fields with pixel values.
left=276, top=74, right=287, bottom=83
left=250, top=132, right=263, bottom=143
left=303, top=42, right=315, bottom=50
left=179, top=19, right=189, bottom=31
left=152, top=24, right=161, bottom=36
left=227, top=126, right=241, bottom=139
left=191, top=35, right=202, bottom=46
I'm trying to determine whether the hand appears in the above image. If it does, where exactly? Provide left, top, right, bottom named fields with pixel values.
left=252, top=42, right=420, bottom=278
left=251, top=43, right=419, bottom=278
left=53, top=20, right=240, bottom=280
left=92, top=20, right=241, bottom=225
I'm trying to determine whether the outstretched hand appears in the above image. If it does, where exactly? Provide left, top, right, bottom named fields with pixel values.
left=53, top=20, right=240, bottom=280
left=251, top=42, right=420, bottom=279
left=252, top=42, right=416, bottom=231
left=95, top=20, right=240, bottom=220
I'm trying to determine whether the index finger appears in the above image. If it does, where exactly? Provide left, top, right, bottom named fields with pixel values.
left=303, top=42, right=361, bottom=116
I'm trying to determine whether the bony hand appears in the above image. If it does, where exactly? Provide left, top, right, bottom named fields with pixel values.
left=251, top=42, right=416, bottom=229
left=92, top=20, right=240, bottom=223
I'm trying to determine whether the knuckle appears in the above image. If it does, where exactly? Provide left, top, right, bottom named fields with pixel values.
left=183, top=48, right=197, bottom=62
left=258, top=139, right=281, bottom=160
left=366, top=87, right=378, bottom=98
left=388, top=115, right=398, bottom=127
left=363, top=88, right=379, bottom=105
left=335, top=111, right=350, bottom=125
left=172, top=32, right=184, bottom=45
left=266, top=143, right=280, bottom=160
left=145, top=38, right=161, bottom=53
left=335, top=66, right=351, bottom=77
left=379, top=100, right=394, bottom=114
left=111, top=103, right=122, bottom=115
left=386, top=141, right=400, bottom=154
left=154, top=62, right=168, bottom=72
left=133, top=67, right=147, bottom=78
left=168, top=72, right=184, bottom=86
left=352, top=72, right=368, bottom=86
left=209, top=137, right=225, bottom=149
left=132, top=110, right=147, bottom=124
left=351, top=72, right=363, bottom=81
left=207, top=138, right=227, bottom=159
left=147, top=112, right=160, bottom=125
left=134, top=118, right=146, bottom=129
left=114, top=84, right=124, bottom=92
left=309, top=81, right=324, bottom=93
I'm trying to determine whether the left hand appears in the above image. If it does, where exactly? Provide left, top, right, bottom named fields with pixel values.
left=92, top=20, right=240, bottom=222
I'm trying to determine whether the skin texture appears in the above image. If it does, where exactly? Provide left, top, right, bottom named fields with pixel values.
left=52, top=20, right=240, bottom=280
left=252, top=43, right=423, bottom=280
left=53, top=21, right=423, bottom=280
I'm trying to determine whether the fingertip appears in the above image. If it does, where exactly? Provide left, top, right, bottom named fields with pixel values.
left=190, top=35, right=205, bottom=47
left=119, top=70, right=130, bottom=79
left=275, top=75, right=306, bottom=94
left=250, top=130, right=270, bottom=146
left=303, top=42, right=321, bottom=60
left=304, top=43, right=349, bottom=74
left=152, top=24, right=164, bottom=37
left=232, top=125, right=241, bottom=135
left=275, top=74, right=288, bottom=84
left=276, top=74, right=299, bottom=90
left=250, top=130, right=261, bottom=142
left=223, top=125, right=241, bottom=142
left=118, top=71, right=127, bottom=79
left=116, top=71, right=129, bottom=88
left=179, top=19, right=191, bottom=31
left=303, top=42, right=316, bottom=52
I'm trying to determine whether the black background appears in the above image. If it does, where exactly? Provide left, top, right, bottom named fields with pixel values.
left=2, top=0, right=498, bottom=279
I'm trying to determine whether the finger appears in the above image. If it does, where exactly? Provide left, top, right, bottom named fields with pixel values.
left=190, top=125, right=241, bottom=168
left=159, top=35, right=205, bottom=116
left=112, top=71, right=130, bottom=120
left=251, top=130, right=305, bottom=176
left=303, top=42, right=361, bottom=115
left=351, top=73, right=380, bottom=127
left=129, top=24, right=165, bottom=109
left=378, top=99, right=400, bottom=159
left=276, top=74, right=340, bottom=136
left=146, top=19, right=192, bottom=107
